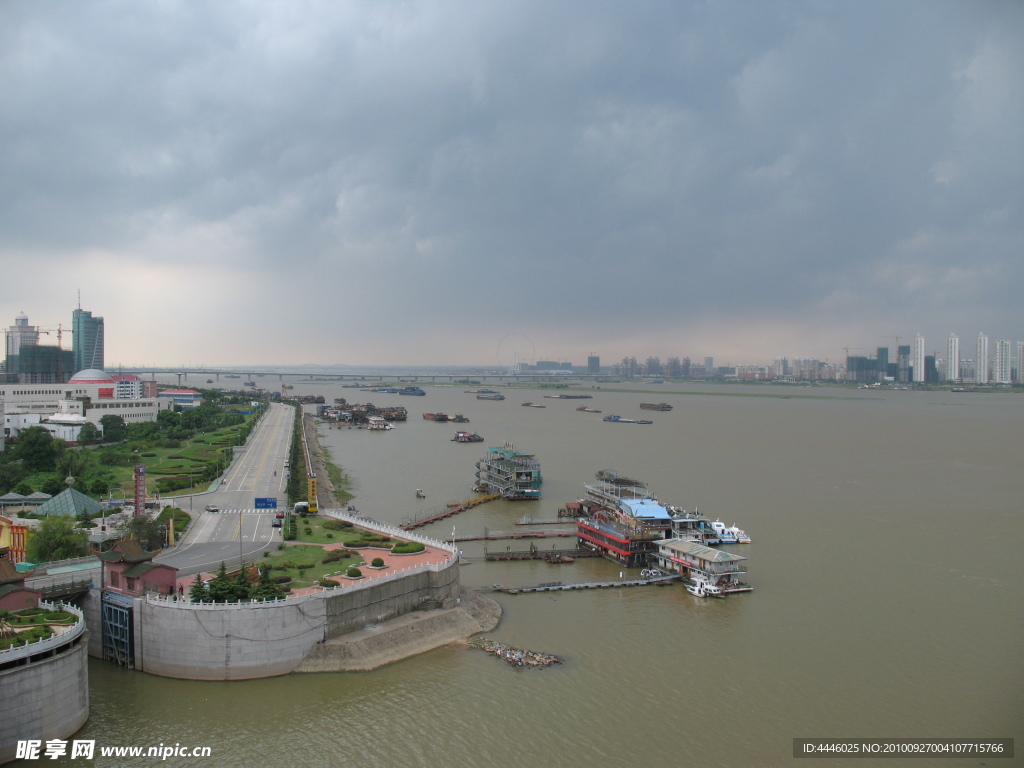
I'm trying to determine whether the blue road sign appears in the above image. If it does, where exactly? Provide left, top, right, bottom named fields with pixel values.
left=254, top=497, right=278, bottom=509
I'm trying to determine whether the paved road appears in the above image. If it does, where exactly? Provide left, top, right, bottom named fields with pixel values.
left=155, top=401, right=295, bottom=577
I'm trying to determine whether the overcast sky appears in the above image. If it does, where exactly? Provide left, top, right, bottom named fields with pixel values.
left=1, top=1, right=1021, bottom=369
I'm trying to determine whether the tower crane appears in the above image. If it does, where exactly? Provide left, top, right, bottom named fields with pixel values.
left=36, top=324, right=69, bottom=382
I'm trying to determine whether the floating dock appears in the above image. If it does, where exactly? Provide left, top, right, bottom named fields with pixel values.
left=446, top=530, right=575, bottom=543
left=484, top=547, right=601, bottom=562
left=487, top=574, right=682, bottom=593
left=400, top=494, right=499, bottom=529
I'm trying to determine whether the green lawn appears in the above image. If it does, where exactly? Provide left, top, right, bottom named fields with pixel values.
left=257, top=543, right=362, bottom=589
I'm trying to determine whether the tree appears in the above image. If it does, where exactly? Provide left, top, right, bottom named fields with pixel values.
left=156, top=409, right=180, bottom=429
left=26, top=515, right=89, bottom=563
left=114, top=514, right=166, bottom=550
left=12, top=427, right=59, bottom=472
left=41, top=476, right=65, bottom=496
left=77, top=422, right=102, bottom=444
left=56, top=449, right=89, bottom=483
left=207, top=562, right=234, bottom=603
left=188, top=573, right=208, bottom=603
left=99, top=415, right=126, bottom=442
left=250, top=566, right=285, bottom=601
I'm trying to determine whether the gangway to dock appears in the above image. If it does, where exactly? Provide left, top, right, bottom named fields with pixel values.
left=484, top=546, right=600, bottom=561
left=401, top=493, right=500, bottom=530
left=446, top=529, right=575, bottom=543
left=485, top=573, right=682, bottom=593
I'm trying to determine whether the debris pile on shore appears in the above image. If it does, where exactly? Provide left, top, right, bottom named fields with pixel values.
left=468, top=638, right=563, bottom=668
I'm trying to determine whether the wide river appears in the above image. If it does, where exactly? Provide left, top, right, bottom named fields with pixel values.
left=67, top=381, right=1024, bottom=767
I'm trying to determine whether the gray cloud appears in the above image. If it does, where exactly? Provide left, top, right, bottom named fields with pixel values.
left=1, top=0, right=1021, bottom=366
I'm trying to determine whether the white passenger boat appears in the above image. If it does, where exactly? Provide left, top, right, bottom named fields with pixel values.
left=686, top=577, right=724, bottom=598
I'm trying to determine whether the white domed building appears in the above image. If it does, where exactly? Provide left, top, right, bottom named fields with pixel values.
left=2, top=368, right=171, bottom=444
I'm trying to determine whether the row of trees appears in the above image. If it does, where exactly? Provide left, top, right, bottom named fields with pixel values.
left=188, top=562, right=286, bottom=603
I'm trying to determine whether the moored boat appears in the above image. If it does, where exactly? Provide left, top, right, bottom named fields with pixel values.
left=453, top=431, right=484, bottom=443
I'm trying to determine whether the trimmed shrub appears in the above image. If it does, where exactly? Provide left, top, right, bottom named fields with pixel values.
left=319, top=578, right=340, bottom=588
left=371, top=558, right=385, bottom=568
left=346, top=567, right=362, bottom=578
left=392, top=541, right=426, bottom=554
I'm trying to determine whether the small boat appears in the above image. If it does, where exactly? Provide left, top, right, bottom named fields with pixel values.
left=603, top=415, right=653, bottom=424
left=450, top=414, right=469, bottom=423
left=576, top=406, right=602, bottom=413
left=452, top=431, right=484, bottom=443
left=521, top=402, right=546, bottom=408
left=710, top=520, right=737, bottom=544
left=415, top=489, right=426, bottom=498
left=686, top=578, right=724, bottom=598
left=399, top=386, right=426, bottom=396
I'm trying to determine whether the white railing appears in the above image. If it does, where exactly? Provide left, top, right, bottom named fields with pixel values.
left=320, top=508, right=458, bottom=555
left=146, top=556, right=459, bottom=610
left=146, top=592, right=313, bottom=609
left=0, top=600, right=86, bottom=660
left=30, top=556, right=100, bottom=575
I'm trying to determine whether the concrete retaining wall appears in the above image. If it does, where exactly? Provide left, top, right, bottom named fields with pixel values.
left=0, top=629, right=89, bottom=765
left=134, top=557, right=461, bottom=680
left=323, top=557, right=460, bottom=638
left=138, top=597, right=327, bottom=681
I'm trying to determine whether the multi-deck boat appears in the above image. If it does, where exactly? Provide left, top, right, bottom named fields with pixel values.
left=474, top=443, right=542, bottom=500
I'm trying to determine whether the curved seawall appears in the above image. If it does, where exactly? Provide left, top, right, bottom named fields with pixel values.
left=138, top=556, right=464, bottom=680
left=0, top=605, right=89, bottom=765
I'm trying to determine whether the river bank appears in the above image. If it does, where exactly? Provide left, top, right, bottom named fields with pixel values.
left=297, top=410, right=502, bottom=671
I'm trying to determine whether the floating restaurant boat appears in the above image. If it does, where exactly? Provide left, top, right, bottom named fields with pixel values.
left=603, top=415, right=653, bottom=424
left=474, top=442, right=542, bottom=500
left=639, top=402, right=672, bottom=411
left=477, top=393, right=505, bottom=400
left=453, top=431, right=484, bottom=443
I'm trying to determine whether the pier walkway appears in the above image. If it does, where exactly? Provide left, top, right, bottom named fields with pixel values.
left=486, top=573, right=682, bottom=593
left=400, top=494, right=500, bottom=530
left=446, top=530, right=575, bottom=543
left=483, top=547, right=600, bottom=562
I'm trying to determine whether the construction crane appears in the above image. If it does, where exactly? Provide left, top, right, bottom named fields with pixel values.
left=35, top=324, right=69, bottom=382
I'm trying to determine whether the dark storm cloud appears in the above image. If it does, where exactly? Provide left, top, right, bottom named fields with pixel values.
left=1, top=0, right=1020, bottom=364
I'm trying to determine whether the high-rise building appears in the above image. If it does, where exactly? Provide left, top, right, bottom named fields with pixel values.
left=992, top=340, right=1011, bottom=384
left=1017, top=342, right=1024, bottom=384
left=945, top=334, right=959, bottom=382
left=876, top=347, right=890, bottom=381
left=897, top=345, right=911, bottom=382
left=976, top=333, right=989, bottom=384
left=704, top=357, right=714, bottom=378
left=5, top=312, right=39, bottom=358
left=912, top=335, right=925, bottom=383
left=587, top=356, right=600, bottom=375
left=72, top=307, right=104, bottom=374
